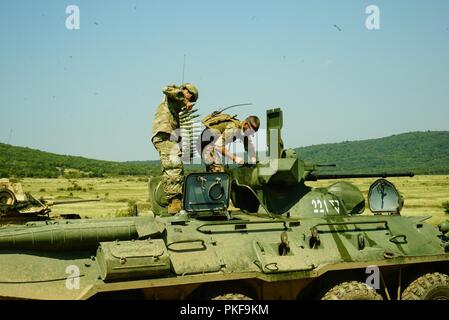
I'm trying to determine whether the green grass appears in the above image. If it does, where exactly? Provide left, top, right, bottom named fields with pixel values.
left=21, top=175, right=449, bottom=225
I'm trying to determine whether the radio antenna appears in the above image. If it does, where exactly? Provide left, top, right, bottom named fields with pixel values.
left=181, top=54, right=186, bottom=83
left=7, top=129, right=12, bottom=144
left=212, top=103, right=253, bottom=116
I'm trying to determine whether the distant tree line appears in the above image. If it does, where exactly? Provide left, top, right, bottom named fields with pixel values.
left=296, top=131, right=449, bottom=175
left=0, top=143, right=162, bottom=178
left=1, top=131, right=448, bottom=178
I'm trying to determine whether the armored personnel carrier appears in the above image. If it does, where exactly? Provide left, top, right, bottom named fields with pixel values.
left=0, top=179, right=98, bottom=225
left=0, top=108, right=448, bottom=300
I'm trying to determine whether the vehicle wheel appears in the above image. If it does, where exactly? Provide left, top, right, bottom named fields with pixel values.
left=402, top=272, right=449, bottom=300
left=321, top=281, right=383, bottom=300
left=0, top=189, right=16, bottom=206
left=211, top=293, right=252, bottom=300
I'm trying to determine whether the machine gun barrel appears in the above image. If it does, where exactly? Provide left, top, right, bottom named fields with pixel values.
left=305, top=172, right=415, bottom=181
left=45, top=199, right=100, bottom=206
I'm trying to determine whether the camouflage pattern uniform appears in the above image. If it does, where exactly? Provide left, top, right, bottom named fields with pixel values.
left=151, top=85, right=190, bottom=201
left=201, top=118, right=244, bottom=173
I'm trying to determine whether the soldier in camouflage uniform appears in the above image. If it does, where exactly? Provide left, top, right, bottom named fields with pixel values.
left=151, top=83, right=199, bottom=214
left=201, top=114, right=260, bottom=172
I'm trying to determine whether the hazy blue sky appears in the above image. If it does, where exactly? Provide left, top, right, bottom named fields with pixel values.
left=1, top=0, right=448, bottom=161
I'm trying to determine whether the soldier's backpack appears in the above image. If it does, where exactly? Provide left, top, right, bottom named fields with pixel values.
left=201, top=113, right=240, bottom=130
left=199, top=113, right=241, bottom=154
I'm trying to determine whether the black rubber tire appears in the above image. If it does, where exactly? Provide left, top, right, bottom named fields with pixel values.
left=0, top=189, right=16, bottom=206
left=211, top=293, right=252, bottom=300
left=402, top=272, right=449, bottom=300
left=321, top=281, right=383, bottom=300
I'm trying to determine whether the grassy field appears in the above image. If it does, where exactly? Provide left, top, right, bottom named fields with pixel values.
left=21, top=177, right=152, bottom=218
left=20, top=175, right=449, bottom=225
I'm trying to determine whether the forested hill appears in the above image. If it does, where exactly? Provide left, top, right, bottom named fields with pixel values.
left=0, top=131, right=448, bottom=178
left=296, top=131, right=449, bottom=175
left=0, top=144, right=161, bottom=178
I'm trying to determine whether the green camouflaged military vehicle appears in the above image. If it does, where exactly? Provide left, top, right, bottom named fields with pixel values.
left=0, top=108, right=448, bottom=300
left=0, top=178, right=98, bottom=225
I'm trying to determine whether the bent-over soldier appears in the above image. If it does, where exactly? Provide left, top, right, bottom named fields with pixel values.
left=200, top=113, right=260, bottom=172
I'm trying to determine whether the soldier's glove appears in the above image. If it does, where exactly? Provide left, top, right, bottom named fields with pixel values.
left=185, top=102, right=195, bottom=111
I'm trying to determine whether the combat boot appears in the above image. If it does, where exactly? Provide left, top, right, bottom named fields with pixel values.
left=168, top=197, right=182, bottom=215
